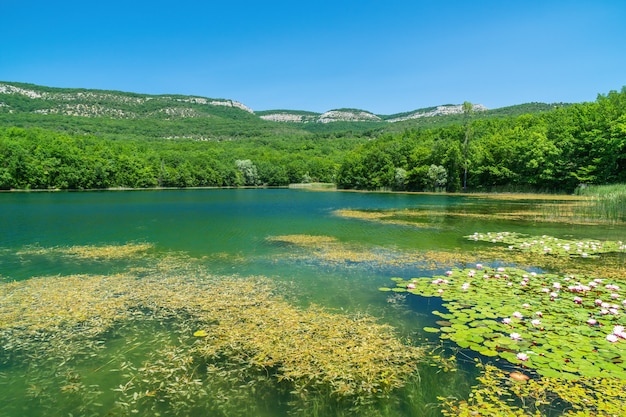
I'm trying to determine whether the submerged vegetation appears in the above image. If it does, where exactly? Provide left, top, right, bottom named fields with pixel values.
left=0, top=245, right=423, bottom=417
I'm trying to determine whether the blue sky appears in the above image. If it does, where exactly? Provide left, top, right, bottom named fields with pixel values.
left=1, top=0, right=625, bottom=114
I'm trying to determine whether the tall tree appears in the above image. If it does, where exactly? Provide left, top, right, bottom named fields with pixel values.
left=462, top=101, right=473, bottom=191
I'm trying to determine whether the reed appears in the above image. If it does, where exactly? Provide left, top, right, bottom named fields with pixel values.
left=574, top=184, right=626, bottom=223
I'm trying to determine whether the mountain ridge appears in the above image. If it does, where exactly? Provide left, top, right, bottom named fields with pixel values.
left=0, top=81, right=494, bottom=123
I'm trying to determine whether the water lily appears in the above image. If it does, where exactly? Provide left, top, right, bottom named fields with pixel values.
left=535, top=311, right=543, bottom=317
left=516, top=352, right=529, bottom=361
left=587, top=318, right=598, bottom=325
left=510, top=332, right=522, bottom=341
left=531, top=319, right=541, bottom=327
left=512, top=311, right=523, bottom=319
left=406, top=283, right=416, bottom=289
left=607, top=334, right=619, bottom=343
left=502, top=318, right=512, bottom=325
left=573, top=296, right=583, bottom=304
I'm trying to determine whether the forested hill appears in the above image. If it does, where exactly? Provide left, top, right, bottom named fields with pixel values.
left=0, top=81, right=624, bottom=192
left=0, top=82, right=561, bottom=139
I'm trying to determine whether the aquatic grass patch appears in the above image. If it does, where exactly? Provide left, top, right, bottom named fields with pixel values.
left=0, top=250, right=424, bottom=416
left=385, top=265, right=626, bottom=380
left=439, top=363, right=626, bottom=417
left=467, top=231, right=626, bottom=258
left=16, top=242, right=154, bottom=260
left=575, top=183, right=626, bottom=223
left=335, top=193, right=623, bottom=226
left=333, top=209, right=433, bottom=228
left=267, top=234, right=625, bottom=280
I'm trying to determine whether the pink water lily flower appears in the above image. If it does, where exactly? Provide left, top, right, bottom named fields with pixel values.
left=502, top=318, right=512, bottom=325
left=607, top=334, right=619, bottom=343
left=406, top=283, right=416, bottom=290
left=510, top=332, right=522, bottom=341
left=512, top=311, right=523, bottom=319
left=531, top=319, right=541, bottom=327
left=573, top=296, right=583, bottom=304
left=587, top=318, right=597, bottom=325
left=516, top=352, right=529, bottom=361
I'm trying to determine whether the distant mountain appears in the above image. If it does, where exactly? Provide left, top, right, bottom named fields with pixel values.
left=0, top=82, right=254, bottom=119
left=0, top=81, right=567, bottom=140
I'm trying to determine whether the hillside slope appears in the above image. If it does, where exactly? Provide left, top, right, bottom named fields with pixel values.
left=0, top=82, right=565, bottom=139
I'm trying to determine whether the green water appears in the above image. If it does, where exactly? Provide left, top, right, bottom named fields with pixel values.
left=0, top=189, right=621, bottom=416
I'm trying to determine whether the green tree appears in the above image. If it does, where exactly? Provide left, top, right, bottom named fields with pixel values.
left=462, top=101, right=473, bottom=190
left=235, top=159, right=259, bottom=186
left=428, top=164, right=447, bottom=192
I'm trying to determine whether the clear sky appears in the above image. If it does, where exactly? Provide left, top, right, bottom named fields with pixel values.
left=1, top=0, right=625, bottom=114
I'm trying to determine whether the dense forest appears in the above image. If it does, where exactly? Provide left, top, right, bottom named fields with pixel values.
left=337, top=88, right=626, bottom=192
left=0, top=83, right=624, bottom=192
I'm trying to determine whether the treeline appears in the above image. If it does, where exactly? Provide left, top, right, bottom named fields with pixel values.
left=0, top=88, right=624, bottom=192
left=0, top=127, right=359, bottom=189
left=336, top=88, right=626, bottom=192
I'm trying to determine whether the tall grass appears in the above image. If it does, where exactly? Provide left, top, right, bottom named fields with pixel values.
left=574, top=184, right=626, bottom=223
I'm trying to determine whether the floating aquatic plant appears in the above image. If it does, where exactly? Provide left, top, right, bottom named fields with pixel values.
left=386, top=265, right=626, bottom=380
left=466, top=231, right=625, bottom=258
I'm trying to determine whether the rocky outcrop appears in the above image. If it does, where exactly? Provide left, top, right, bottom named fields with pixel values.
left=0, top=82, right=254, bottom=118
left=260, top=113, right=307, bottom=122
left=318, top=110, right=382, bottom=123
left=387, top=104, right=487, bottom=122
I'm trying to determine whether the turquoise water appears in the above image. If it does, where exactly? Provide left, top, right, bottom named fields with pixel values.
left=0, top=189, right=621, bottom=416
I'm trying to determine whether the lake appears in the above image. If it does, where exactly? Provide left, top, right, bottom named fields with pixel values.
left=0, top=189, right=623, bottom=416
